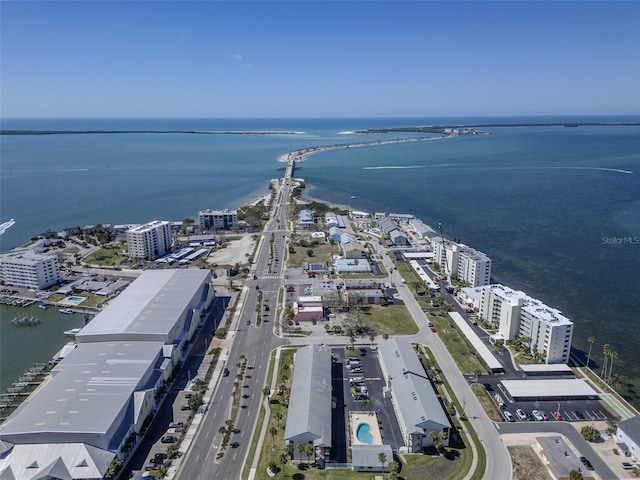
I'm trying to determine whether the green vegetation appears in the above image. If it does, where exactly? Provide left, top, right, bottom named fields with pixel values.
left=83, top=246, right=128, bottom=266
left=428, top=312, right=487, bottom=375
left=361, top=305, right=419, bottom=336
left=215, top=328, right=227, bottom=339
left=580, top=425, right=602, bottom=442
left=288, top=242, right=333, bottom=268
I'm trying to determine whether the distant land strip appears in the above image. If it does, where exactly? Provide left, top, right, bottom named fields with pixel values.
left=356, top=122, right=640, bottom=134
left=0, top=130, right=303, bottom=136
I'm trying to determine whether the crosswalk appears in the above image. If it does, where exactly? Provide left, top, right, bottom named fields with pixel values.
left=256, top=274, right=283, bottom=280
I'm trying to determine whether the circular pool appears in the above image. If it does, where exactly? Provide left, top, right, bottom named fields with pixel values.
left=356, top=423, right=374, bottom=445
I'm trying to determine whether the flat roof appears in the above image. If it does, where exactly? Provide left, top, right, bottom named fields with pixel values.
left=76, top=269, right=209, bottom=343
left=502, top=379, right=598, bottom=399
left=0, top=341, right=163, bottom=445
left=449, top=312, right=503, bottom=372
left=519, top=364, right=573, bottom=373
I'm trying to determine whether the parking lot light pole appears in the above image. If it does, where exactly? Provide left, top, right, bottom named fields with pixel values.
left=557, top=402, right=560, bottom=415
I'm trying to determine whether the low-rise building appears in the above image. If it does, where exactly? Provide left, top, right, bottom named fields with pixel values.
left=198, top=208, right=238, bottom=230
left=295, top=295, right=324, bottom=323
left=615, top=415, right=640, bottom=461
left=0, top=249, right=60, bottom=289
left=284, top=345, right=332, bottom=464
left=298, top=209, right=314, bottom=229
left=335, top=259, right=372, bottom=274
left=378, top=338, right=450, bottom=453
left=389, top=229, right=409, bottom=246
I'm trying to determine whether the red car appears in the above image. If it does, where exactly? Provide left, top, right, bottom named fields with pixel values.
left=430, top=327, right=437, bottom=333
left=552, top=411, right=563, bottom=421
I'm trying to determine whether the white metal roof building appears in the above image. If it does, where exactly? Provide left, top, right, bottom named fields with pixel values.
left=334, top=259, right=372, bottom=274
left=501, top=379, right=598, bottom=400
left=448, top=312, right=503, bottom=373
left=283, top=345, right=332, bottom=456
left=377, top=338, right=450, bottom=453
left=0, top=341, right=165, bottom=479
left=75, top=269, right=212, bottom=344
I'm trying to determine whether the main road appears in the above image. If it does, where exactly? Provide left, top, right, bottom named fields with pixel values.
left=178, top=158, right=511, bottom=479
left=176, top=162, right=294, bottom=480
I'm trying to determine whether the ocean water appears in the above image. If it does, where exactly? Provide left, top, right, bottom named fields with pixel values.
left=1, top=117, right=639, bottom=408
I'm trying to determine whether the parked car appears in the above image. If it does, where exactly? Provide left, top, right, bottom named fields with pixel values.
left=552, top=411, right=563, bottom=421
left=168, top=421, right=184, bottom=429
left=532, top=409, right=545, bottom=421
left=154, top=453, right=167, bottom=462
left=539, top=410, right=549, bottom=421
left=180, top=405, right=190, bottom=411
left=515, top=409, right=529, bottom=421
left=622, top=462, right=635, bottom=470
left=503, top=410, right=515, bottom=422
left=580, top=456, right=594, bottom=470
left=430, top=327, right=437, bottom=333
left=184, top=392, right=193, bottom=399
left=161, top=436, right=177, bottom=444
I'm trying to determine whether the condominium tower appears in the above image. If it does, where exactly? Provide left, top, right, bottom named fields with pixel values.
left=0, top=249, right=60, bottom=289
left=126, top=220, right=172, bottom=260
left=432, top=237, right=492, bottom=287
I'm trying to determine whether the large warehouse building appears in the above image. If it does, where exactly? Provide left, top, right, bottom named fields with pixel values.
left=0, top=269, right=214, bottom=480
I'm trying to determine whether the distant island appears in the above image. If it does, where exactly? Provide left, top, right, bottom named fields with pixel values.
left=356, top=121, right=640, bottom=134
left=0, top=130, right=304, bottom=136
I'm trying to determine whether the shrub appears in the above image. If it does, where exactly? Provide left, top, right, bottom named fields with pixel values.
left=580, top=425, right=601, bottom=442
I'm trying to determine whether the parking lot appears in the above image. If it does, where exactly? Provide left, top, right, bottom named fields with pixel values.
left=477, top=376, right=614, bottom=424
left=331, top=346, right=404, bottom=456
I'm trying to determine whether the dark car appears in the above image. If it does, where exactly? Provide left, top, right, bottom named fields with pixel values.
left=222, top=367, right=230, bottom=377
left=255, top=285, right=260, bottom=290
left=161, top=436, right=177, bottom=443
left=580, top=456, right=594, bottom=470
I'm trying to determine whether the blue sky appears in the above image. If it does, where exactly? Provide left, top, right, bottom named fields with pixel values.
left=1, top=1, right=639, bottom=117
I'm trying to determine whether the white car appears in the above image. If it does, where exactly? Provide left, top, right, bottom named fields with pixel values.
left=531, top=409, right=545, bottom=421
left=503, top=410, right=515, bottom=422
left=515, top=408, right=529, bottom=421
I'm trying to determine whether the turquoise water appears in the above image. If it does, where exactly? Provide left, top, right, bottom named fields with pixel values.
left=1, top=117, right=640, bottom=408
left=356, top=423, right=374, bottom=444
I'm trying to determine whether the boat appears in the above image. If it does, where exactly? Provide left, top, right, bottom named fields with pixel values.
left=38, top=302, right=48, bottom=309
left=350, top=195, right=357, bottom=199
left=59, top=308, right=75, bottom=314
left=63, top=328, right=82, bottom=337
left=0, top=219, right=15, bottom=235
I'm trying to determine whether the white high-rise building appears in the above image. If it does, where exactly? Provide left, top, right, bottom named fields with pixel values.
left=198, top=209, right=238, bottom=230
left=432, top=238, right=492, bottom=287
left=126, top=221, right=172, bottom=260
left=519, top=302, right=573, bottom=364
left=0, top=250, right=61, bottom=289
left=478, top=284, right=574, bottom=364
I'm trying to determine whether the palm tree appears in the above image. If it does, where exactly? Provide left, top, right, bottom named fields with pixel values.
left=304, top=444, right=314, bottom=467
left=429, top=431, right=445, bottom=454
left=389, top=460, right=400, bottom=480
left=586, top=336, right=596, bottom=368
left=607, top=350, right=618, bottom=384
left=274, top=412, right=283, bottom=428
left=378, top=451, right=387, bottom=474
left=296, top=443, right=305, bottom=463
left=279, top=452, right=288, bottom=476
left=601, top=344, right=611, bottom=380
left=269, top=426, right=278, bottom=450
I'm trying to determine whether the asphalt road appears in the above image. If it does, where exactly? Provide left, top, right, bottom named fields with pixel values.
left=176, top=162, right=294, bottom=480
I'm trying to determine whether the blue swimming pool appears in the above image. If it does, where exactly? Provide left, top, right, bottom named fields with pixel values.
left=356, top=423, right=374, bottom=445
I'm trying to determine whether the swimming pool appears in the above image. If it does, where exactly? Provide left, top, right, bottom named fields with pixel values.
left=356, top=423, right=374, bottom=445
left=63, top=296, right=87, bottom=304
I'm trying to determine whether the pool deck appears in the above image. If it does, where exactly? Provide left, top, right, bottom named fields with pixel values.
left=350, top=411, right=383, bottom=446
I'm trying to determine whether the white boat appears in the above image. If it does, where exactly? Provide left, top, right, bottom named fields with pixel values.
left=64, top=328, right=82, bottom=337
left=0, top=219, right=15, bottom=235
left=59, top=308, right=75, bottom=314
left=38, top=302, right=48, bottom=309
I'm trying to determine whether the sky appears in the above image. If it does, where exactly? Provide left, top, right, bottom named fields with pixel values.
left=1, top=1, right=639, bottom=118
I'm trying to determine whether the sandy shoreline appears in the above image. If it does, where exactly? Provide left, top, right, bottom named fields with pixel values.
left=276, top=135, right=447, bottom=163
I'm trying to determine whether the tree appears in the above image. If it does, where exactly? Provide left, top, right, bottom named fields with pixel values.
left=569, top=469, right=584, bottom=480
left=429, top=430, right=446, bottom=453
left=307, top=249, right=314, bottom=257
left=378, top=451, right=388, bottom=474
left=279, top=452, right=289, bottom=476
left=580, top=425, right=602, bottom=442
left=586, top=336, right=596, bottom=368
left=274, top=412, right=284, bottom=428
left=607, top=350, right=618, bottom=384
left=601, top=343, right=611, bottom=379
left=304, top=443, right=314, bottom=467
left=296, top=443, right=305, bottom=462
left=389, top=460, right=400, bottom=480
left=269, top=426, right=278, bottom=450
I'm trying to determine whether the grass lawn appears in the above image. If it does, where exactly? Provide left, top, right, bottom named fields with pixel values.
left=474, top=386, right=503, bottom=422
left=360, top=305, right=419, bottom=336
left=428, top=313, right=486, bottom=375
left=83, top=247, right=127, bottom=267
left=47, top=292, right=104, bottom=308
left=399, top=452, right=462, bottom=480
left=287, top=243, right=334, bottom=268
